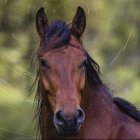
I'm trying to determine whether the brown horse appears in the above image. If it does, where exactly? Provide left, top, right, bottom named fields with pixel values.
left=34, top=6, right=140, bottom=139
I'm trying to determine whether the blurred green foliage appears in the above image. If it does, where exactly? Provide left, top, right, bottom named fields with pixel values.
left=0, top=0, right=140, bottom=139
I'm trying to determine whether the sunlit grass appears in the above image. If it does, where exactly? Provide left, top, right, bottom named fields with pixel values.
left=122, top=80, right=140, bottom=106
left=0, top=85, right=25, bottom=105
left=0, top=84, right=35, bottom=139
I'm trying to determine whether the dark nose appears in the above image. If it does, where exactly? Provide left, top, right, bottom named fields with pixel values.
left=54, top=109, right=85, bottom=130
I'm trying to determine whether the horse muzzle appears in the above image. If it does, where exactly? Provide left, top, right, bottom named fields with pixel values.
left=53, top=108, right=85, bottom=137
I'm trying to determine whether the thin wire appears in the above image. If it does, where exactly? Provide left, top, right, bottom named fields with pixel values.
left=109, top=23, right=135, bottom=65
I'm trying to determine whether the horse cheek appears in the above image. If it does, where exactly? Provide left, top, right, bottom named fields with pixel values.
left=79, top=72, right=85, bottom=91
left=42, top=77, right=50, bottom=90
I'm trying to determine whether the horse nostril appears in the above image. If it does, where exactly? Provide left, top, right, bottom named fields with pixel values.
left=54, top=111, right=64, bottom=127
left=54, top=109, right=85, bottom=129
left=76, top=109, right=85, bottom=125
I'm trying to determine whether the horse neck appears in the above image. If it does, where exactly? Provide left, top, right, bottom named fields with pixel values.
left=81, top=82, right=114, bottom=126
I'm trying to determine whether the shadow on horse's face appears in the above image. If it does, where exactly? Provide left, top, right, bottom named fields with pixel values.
left=39, top=45, right=86, bottom=136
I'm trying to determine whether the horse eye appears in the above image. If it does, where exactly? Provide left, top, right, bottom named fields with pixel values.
left=39, top=59, right=49, bottom=69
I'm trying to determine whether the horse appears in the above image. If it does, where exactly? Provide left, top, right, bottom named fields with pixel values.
left=34, top=6, right=140, bottom=139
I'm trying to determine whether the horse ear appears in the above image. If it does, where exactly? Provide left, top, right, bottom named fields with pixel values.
left=71, top=6, right=86, bottom=39
left=36, top=7, right=48, bottom=37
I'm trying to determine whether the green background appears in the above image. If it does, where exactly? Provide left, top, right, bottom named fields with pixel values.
left=0, top=0, right=140, bottom=139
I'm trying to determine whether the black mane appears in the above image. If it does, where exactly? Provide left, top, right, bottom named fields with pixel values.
left=113, top=97, right=140, bottom=122
left=42, top=20, right=71, bottom=49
